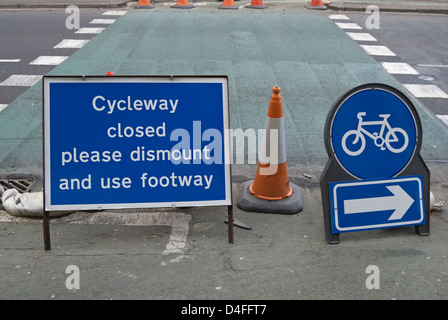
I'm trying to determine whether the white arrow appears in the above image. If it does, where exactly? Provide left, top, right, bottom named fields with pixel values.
left=344, top=185, right=414, bottom=221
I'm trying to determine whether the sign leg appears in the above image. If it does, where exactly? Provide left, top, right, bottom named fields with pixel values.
left=43, top=210, right=51, bottom=250
left=228, top=205, right=234, bottom=244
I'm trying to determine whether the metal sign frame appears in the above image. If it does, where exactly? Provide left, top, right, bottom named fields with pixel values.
left=42, top=75, right=234, bottom=250
left=320, top=83, right=430, bottom=244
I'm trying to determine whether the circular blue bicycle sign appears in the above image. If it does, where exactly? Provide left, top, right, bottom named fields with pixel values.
left=327, top=84, right=421, bottom=179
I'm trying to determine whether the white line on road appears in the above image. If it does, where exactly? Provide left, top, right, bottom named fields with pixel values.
left=90, top=19, right=116, bottom=24
left=381, top=62, right=420, bottom=75
left=403, top=84, right=448, bottom=99
left=0, top=74, right=41, bottom=86
left=360, top=45, right=396, bottom=56
left=0, top=59, right=21, bottom=63
left=54, top=39, right=89, bottom=49
left=437, top=115, right=448, bottom=126
left=346, top=32, right=377, bottom=42
left=328, top=14, right=350, bottom=20
left=335, top=22, right=362, bottom=30
left=102, top=10, right=127, bottom=15
left=75, top=27, right=105, bottom=34
left=29, top=56, right=68, bottom=66
left=0, top=210, right=192, bottom=254
left=0, top=104, right=7, bottom=112
left=417, top=64, right=448, bottom=68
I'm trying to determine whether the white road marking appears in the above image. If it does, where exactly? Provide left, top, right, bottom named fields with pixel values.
left=0, top=74, right=41, bottom=86
left=360, top=45, right=396, bottom=56
left=54, top=39, right=89, bottom=49
left=0, top=210, right=192, bottom=255
left=29, top=56, right=68, bottom=66
left=437, top=115, right=448, bottom=126
left=0, top=59, right=21, bottom=63
left=328, top=14, right=350, bottom=20
left=381, top=62, right=420, bottom=75
left=335, top=22, right=362, bottom=30
left=0, top=104, right=7, bottom=112
left=90, top=19, right=116, bottom=24
left=417, top=64, right=448, bottom=68
left=403, top=84, right=448, bottom=99
left=102, top=10, right=127, bottom=15
left=346, top=32, right=377, bottom=42
left=75, top=27, right=105, bottom=34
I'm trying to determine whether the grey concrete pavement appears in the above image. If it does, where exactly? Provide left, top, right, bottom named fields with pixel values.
left=0, top=2, right=447, bottom=302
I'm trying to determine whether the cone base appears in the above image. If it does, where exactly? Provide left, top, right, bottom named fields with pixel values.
left=218, top=5, right=239, bottom=9
left=135, top=4, right=155, bottom=8
left=246, top=4, right=267, bottom=8
left=237, top=180, right=303, bottom=214
left=171, top=4, right=195, bottom=8
left=306, top=4, right=327, bottom=9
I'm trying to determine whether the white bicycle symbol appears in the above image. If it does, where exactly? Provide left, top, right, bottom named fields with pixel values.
left=342, top=112, right=409, bottom=156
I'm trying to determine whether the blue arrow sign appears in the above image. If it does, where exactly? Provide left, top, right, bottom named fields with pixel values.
left=330, top=175, right=425, bottom=233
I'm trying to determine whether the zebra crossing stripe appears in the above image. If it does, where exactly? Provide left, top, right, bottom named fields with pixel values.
left=75, top=27, right=105, bottom=34
left=346, top=32, right=377, bottom=42
left=89, top=19, right=116, bottom=25
left=437, top=115, right=448, bottom=126
left=54, top=39, right=89, bottom=49
left=381, top=62, right=420, bottom=75
left=360, top=45, right=396, bottom=56
left=403, top=84, right=448, bottom=99
left=0, top=75, right=41, bottom=87
left=335, top=22, right=362, bottom=30
left=328, top=14, right=350, bottom=20
left=102, top=10, right=127, bottom=16
left=29, top=56, right=68, bottom=66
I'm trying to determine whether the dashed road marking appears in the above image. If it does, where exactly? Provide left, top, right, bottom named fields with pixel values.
left=102, top=10, right=127, bottom=16
left=403, top=84, right=448, bottom=99
left=345, top=32, right=377, bottom=42
left=381, top=62, right=420, bottom=75
left=417, top=64, right=448, bottom=68
left=75, top=27, right=105, bottom=34
left=437, top=115, right=448, bottom=126
left=53, top=39, right=90, bottom=49
left=328, top=14, right=350, bottom=20
left=335, top=22, right=362, bottom=30
left=29, top=56, right=68, bottom=66
left=360, top=45, right=396, bottom=56
left=0, top=74, right=41, bottom=87
left=0, top=59, right=21, bottom=63
left=90, top=19, right=116, bottom=24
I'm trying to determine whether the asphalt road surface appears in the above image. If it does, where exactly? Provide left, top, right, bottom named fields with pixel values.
left=0, top=8, right=127, bottom=110
left=328, top=11, right=448, bottom=126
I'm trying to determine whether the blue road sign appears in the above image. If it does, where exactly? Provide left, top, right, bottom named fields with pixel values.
left=43, top=76, right=231, bottom=211
left=330, top=175, right=425, bottom=233
left=330, top=87, right=418, bottom=179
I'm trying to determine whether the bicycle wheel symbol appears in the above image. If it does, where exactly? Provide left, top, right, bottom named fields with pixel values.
left=342, top=127, right=409, bottom=156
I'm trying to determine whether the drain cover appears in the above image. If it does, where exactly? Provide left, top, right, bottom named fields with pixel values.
left=0, top=176, right=37, bottom=204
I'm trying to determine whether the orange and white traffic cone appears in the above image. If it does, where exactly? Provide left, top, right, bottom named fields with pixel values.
left=237, top=87, right=303, bottom=214
left=219, top=0, right=239, bottom=10
left=171, top=0, right=195, bottom=9
left=135, top=0, right=155, bottom=9
left=306, top=0, right=327, bottom=10
left=246, top=0, right=267, bottom=9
